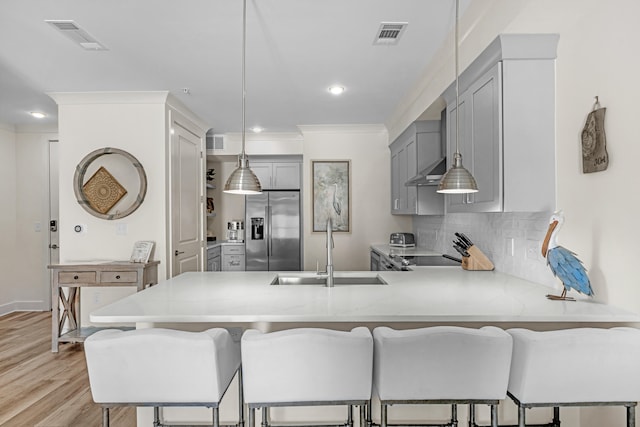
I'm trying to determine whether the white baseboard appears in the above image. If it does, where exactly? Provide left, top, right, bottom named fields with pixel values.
left=0, top=300, right=48, bottom=316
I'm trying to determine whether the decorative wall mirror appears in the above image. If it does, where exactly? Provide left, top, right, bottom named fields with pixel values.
left=73, top=147, right=147, bottom=220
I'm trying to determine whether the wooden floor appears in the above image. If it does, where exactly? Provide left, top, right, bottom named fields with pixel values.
left=0, top=311, right=135, bottom=427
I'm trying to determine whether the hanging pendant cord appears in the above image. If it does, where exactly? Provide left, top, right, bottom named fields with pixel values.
left=454, top=0, right=460, bottom=156
left=241, top=0, right=247, bottom=157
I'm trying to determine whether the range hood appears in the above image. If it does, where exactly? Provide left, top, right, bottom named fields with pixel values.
left=405, top=157, right=447, bottom=187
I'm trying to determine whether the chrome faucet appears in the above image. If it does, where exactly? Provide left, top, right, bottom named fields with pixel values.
left=317, top=218, right=335, bottom=287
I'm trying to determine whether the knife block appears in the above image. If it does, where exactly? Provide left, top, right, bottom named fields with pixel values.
left=461, top=245, right=494, bottom=271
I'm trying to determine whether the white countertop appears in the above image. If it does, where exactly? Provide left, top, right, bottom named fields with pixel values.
left=371, top=244, right=443, bottom=257
left=207, top=240, right=245, bottom=249
left=90, top=269, right=640, bottom=324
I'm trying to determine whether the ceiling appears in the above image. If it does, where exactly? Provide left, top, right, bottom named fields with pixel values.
left=0, top=0, right=465, bottom=134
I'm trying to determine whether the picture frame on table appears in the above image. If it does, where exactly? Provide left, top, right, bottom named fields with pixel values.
left=312, top=160, right=351, bottom=233
left=130, top=241, right=154, bottom=263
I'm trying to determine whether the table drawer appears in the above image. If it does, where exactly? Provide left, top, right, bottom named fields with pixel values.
left=101, top=271, right=138, bottom=283
left=58, top=272, right=96, bottom=284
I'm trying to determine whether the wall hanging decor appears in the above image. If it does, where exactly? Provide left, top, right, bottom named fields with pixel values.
left=312, top=160, right=351, bottom=233
left=73, top=147, right=147, bottom=220
left=581, top=96, right=608, bottom=173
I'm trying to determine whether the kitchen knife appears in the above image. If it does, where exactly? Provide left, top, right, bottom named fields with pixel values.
left=454, top=238, right=469, bottom=249
left=453, top=244, right=469, bottom=258
left=442, top=254, right=462, bottom=263
left=458, top=232, right=474, bottom=247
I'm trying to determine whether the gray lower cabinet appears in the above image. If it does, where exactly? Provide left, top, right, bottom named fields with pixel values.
left=370, top=250, right=380, bottom=271
left=443, top=34, right=558, bottom=213
left=222, top=244, right=245, bottom=271
left=207, top=246, right=221, bottom=271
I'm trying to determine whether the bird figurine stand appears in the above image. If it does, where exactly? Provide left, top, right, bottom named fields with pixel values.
left=461, top=246, right=494, bottom=271
left=541, top=211, right=593, bottom=301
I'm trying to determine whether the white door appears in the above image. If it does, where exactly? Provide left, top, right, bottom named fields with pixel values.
left=48, top=139, right=60, bottom=310
left=170, top=115, right=204, bottom=277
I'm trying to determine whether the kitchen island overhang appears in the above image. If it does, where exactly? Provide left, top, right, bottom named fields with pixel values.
left=89, top=268, right=640, bottom=326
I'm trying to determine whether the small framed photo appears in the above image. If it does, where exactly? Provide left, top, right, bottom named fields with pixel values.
left=130, top=241, right=154, bottom=263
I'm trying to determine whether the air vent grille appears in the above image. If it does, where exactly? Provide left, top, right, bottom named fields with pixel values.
left=45, top=20, right=108, bottom=51
left=374, top=22, right=408, bottom=45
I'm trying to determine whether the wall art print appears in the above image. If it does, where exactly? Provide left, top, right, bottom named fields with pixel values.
left=312, top=160, right=350, bottom=233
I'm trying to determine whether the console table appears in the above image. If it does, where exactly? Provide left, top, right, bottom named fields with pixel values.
left=48, top=260, right=160, bottom=352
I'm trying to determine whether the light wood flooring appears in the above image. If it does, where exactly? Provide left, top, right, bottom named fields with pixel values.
left=0, top=311, right=135, bottom=427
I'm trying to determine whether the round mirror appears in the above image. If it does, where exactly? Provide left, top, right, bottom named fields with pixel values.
left=73, top=147, right=147, bottom=220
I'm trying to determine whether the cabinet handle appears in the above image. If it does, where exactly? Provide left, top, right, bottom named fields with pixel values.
left=73, top=275, right=79, bottom=280
left=115, top=275, right=121, bottom=280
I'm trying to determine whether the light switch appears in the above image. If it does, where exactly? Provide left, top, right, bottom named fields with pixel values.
left=34, top=222, right=42, bottom=232
left=116, top=223, right=127, bottom=235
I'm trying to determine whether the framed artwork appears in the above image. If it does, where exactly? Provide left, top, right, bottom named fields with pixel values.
left=312, top=160, right=351, bottom=232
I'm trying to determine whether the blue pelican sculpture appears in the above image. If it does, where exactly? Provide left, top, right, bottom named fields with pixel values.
left=542, top=211, right=593, bottom=301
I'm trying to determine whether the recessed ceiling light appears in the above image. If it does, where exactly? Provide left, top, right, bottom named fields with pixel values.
left=250, top=127, right=264, bottom=133
left=30, top=111, right=46, bottom=119
left=328, top=86, right=345, bottom=95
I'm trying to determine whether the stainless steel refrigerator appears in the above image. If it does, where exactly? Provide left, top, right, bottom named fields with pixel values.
left=245, top=191, right=301, bottom=271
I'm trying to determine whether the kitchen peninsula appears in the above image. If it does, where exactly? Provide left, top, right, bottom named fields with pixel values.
left=90, top=268, right=639, bottom=326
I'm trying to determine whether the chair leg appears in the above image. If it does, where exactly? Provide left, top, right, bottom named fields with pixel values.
left=262, top=407, right=269, bottom=427
left=238, top=368, right=245, bottom=427
left=490, top=404, right=498, bottom=427
left=468, top=404, right=475, bottom=427
left=381, top=403, right=387, bottom=427
left=628, top=404, right=636, bottom=427
left=248, top=407, right=255, bottom=427
left=153, top=406, right=161, bottom=427
left=348, top=405, right=354, bottom=427
left=450, top=404, right=458, bottom=427
left=553, top=406, right=560, bottom=427
left=360, top=403, right=367, bottom=427
left=367, top=400, right=372, bottom=427
left=102, top=407, right=109, bottom=427
left=517, top=405, right=525, bottom=427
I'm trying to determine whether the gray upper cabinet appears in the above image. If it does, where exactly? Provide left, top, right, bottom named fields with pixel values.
left=443, top=34, right=558, bottom=213
left=390, top=121, right=444, bottom=215
left=252, top=161, right=301, bottom=190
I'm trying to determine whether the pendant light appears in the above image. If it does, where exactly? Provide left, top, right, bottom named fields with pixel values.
left=437, top=0, right=478, bottom=194
left=224, top=0, right=262, bottom=195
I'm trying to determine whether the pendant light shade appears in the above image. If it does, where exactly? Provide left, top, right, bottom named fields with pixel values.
left=224, top=154, right=262, bottom=194
left=437, top=152, right=478, bottom=193
left=223, top=0, right=262, bottom=195
left=437, top=0, right=478, bottom=194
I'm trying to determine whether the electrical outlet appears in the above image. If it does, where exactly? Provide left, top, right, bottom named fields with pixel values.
left=93, top=291, right=101, bottom=304
left=526, top=240, right=540, bottom=260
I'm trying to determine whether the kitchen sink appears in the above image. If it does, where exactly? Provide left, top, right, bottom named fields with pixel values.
left=270, top=273, right=388, bottom=286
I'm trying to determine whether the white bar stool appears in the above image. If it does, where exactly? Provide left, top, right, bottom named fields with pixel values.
left=507, top=327, right=640, bottom=427
left=373, top=326, right=513, bottom=427
left=241, top=327, right=373, bottom=427
left=84, top=328, right=243, bottom=427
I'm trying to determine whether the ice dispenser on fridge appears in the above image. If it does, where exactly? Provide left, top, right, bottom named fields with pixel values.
left=251, top=217, right=264, bottom=240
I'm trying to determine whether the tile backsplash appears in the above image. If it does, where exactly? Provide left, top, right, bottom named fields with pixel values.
left=413, top=211, right=556, bottom=287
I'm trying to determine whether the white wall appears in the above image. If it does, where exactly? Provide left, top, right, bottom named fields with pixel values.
left=0, top=125, right=18, bottom=313
left=300, top=125, right=412, bottom=271
left=54, top=93, right=171, bottom=324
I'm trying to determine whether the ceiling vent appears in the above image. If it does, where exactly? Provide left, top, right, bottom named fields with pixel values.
left=374, top=22, right=408, bottom=45
left=45, top=20, right=108, bottom=51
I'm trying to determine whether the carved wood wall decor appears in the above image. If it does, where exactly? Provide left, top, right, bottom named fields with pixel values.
left=582, top=96, right=609, bottom=173
left=73, top=147, right=147, bottom=220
